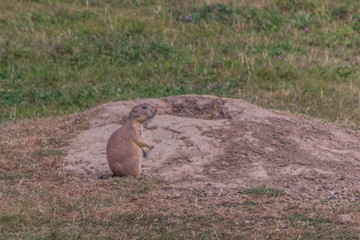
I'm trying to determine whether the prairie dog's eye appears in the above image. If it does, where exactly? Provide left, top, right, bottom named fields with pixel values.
left=142, top=106, right=148, bottom=109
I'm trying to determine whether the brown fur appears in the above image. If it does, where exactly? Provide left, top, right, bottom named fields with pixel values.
left=106, top=104, right=157, bottom=178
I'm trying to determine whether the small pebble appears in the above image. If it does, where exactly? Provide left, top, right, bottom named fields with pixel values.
left=337, top=214, right=354, bottom=224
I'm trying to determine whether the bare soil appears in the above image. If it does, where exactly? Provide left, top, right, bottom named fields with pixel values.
left=65, top=95, right=360, bottom=202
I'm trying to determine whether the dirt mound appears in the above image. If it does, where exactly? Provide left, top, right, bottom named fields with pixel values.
left=166, top=97, right=227, bottom=120
left=65, top=95, right=360, bottom=202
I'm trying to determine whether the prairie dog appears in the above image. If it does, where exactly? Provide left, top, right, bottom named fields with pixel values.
left=106, top=104, right=157, bottom=178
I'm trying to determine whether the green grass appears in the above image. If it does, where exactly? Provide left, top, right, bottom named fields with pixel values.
left=243, top=187, right=284, bottom=197
left=0, top=0, right=360, bottom=126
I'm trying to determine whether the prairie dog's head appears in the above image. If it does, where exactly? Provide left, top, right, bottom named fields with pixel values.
left=129, top=103, right=157, bottom=123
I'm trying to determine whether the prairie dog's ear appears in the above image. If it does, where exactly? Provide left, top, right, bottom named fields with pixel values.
left=132, top=108, right=137, bottom=113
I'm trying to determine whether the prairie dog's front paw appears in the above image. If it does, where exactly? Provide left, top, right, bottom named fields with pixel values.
left=148, top=143, right=155, bottom=150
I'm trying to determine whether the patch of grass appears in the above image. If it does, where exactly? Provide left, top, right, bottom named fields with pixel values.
left=37, top=149, right=66, bottom=157
left=0, top=173, right=31, bottom=181
left=243, top=187, right=284, bottom=197
left=106, top=177, right=166, bottom=198
left=288, top=212, right=333, bottom=227
left=0, top=214, right=27, bottom=230
left=0, top=0, right=360, bottom=127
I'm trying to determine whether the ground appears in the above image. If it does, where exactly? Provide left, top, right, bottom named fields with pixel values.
left=2, top=95, right=360, bottom=238
left=66, top=95, right=360, bottom=203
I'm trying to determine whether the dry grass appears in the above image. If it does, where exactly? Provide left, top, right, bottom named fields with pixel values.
left=179, top=0, right=275, bottom=8
left=1, top=110, right=360, bottom=239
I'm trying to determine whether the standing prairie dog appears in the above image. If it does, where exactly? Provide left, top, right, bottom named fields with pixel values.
left=106, top=104, right=157, bottom=178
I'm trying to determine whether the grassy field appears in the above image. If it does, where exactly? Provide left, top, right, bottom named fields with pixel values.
left=1, top=0, right=360, bottom=126
left=1, top=0, right=360, bottom=239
